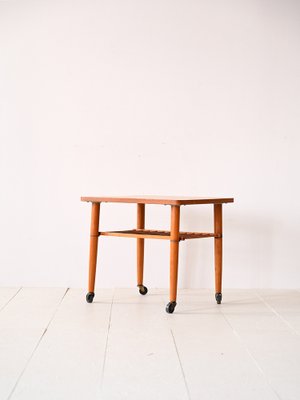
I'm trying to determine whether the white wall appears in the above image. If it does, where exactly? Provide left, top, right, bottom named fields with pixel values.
left=0, top=0, right=299, bottom=289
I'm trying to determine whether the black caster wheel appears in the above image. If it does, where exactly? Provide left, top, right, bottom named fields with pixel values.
left=86, top=292, right=95, bottom=303
left=138, top=285, right=148, bottom=295
left=166, top=301, right=177, bottom=314
left=215, top=292, right=222, bottom=304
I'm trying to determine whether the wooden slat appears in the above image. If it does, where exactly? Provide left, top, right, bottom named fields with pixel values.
left=99, top=229, right=218, bottom=241
left=100, top=230, right=170, bottom=240
left=180, top=232, right=218, bottom=240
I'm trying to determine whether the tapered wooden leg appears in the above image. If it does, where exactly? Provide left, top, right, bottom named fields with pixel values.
left=166, top=205, right=180, bottom=313
left=86, top=202, right=100, bottom=303
left=137, top=204, right=147, bottom=295
left=214, top=204, right=223, bottom=304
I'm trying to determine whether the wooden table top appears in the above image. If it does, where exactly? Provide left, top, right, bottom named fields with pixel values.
left=81, top=195, right=234, bottom=205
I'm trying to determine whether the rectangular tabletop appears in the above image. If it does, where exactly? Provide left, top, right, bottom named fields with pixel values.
left=81, top=195, right=234, bottom=205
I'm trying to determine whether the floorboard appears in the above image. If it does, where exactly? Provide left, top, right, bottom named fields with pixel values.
left=101, top=288, right=189, bottom=400
left=221, top=290, right=300, bottom=400
left=0, top=288, right=21, bottom=312
left=0, top=288, right=67, bottom=400
left=166, top=289, right=279, bottom=400
left=9, top=289, right=114, bottom=400
left=1, top=288, right=299, bottom=400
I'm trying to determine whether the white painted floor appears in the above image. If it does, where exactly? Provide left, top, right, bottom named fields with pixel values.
left=0, top=288, right=300, bottom=400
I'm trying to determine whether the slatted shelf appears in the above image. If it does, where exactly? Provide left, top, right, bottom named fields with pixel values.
left=99, top=229, right=219, bottom=241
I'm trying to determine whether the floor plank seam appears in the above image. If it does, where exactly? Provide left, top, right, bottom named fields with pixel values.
left=254, top=292, right=300, bottom=336
left=170, top=329, right=191, bottom=400
left=219, top=307, right=283, bottom=400
left=0, top=287, right=22, bottom=313
left=100, top=288, right=115, bottom=390
left=6, top=287, right=70, bottom=400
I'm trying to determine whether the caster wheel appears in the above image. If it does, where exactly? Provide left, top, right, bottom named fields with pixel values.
left=166, top=301, right=177, bottom=314
left=215, top=292, right=222, bottom=304
left=138, top=285, right=148, bottom=295
left=86, top=292, right=95, bottom=303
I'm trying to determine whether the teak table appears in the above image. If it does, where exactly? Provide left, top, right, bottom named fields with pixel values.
left=81, top=195, right=234, bottom=313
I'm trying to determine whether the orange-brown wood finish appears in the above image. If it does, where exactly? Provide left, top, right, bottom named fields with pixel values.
left=88, top=203, right=100, bottom=293
left=137, top=204, right=145, bottom=286
left=100, top=229, right=218, bottom=240
left=81, top=195, right=234, bottom=206
left=214, top=204, right=223, bottom=294
left=170, top=205, right=180, bottom=302
left=82, top=195, right=233, bottom=312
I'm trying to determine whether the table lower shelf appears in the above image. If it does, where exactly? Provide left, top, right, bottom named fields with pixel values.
left=99, top=229, right=220, bottom=241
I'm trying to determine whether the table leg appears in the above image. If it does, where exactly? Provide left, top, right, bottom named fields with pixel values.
left=214, top=204, right=223, bottom=304
left=137, top=204, right=148, bottom=295
left=86, top=202, right=100, bottom=303
left=166, top=205, right=180, bottom=313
